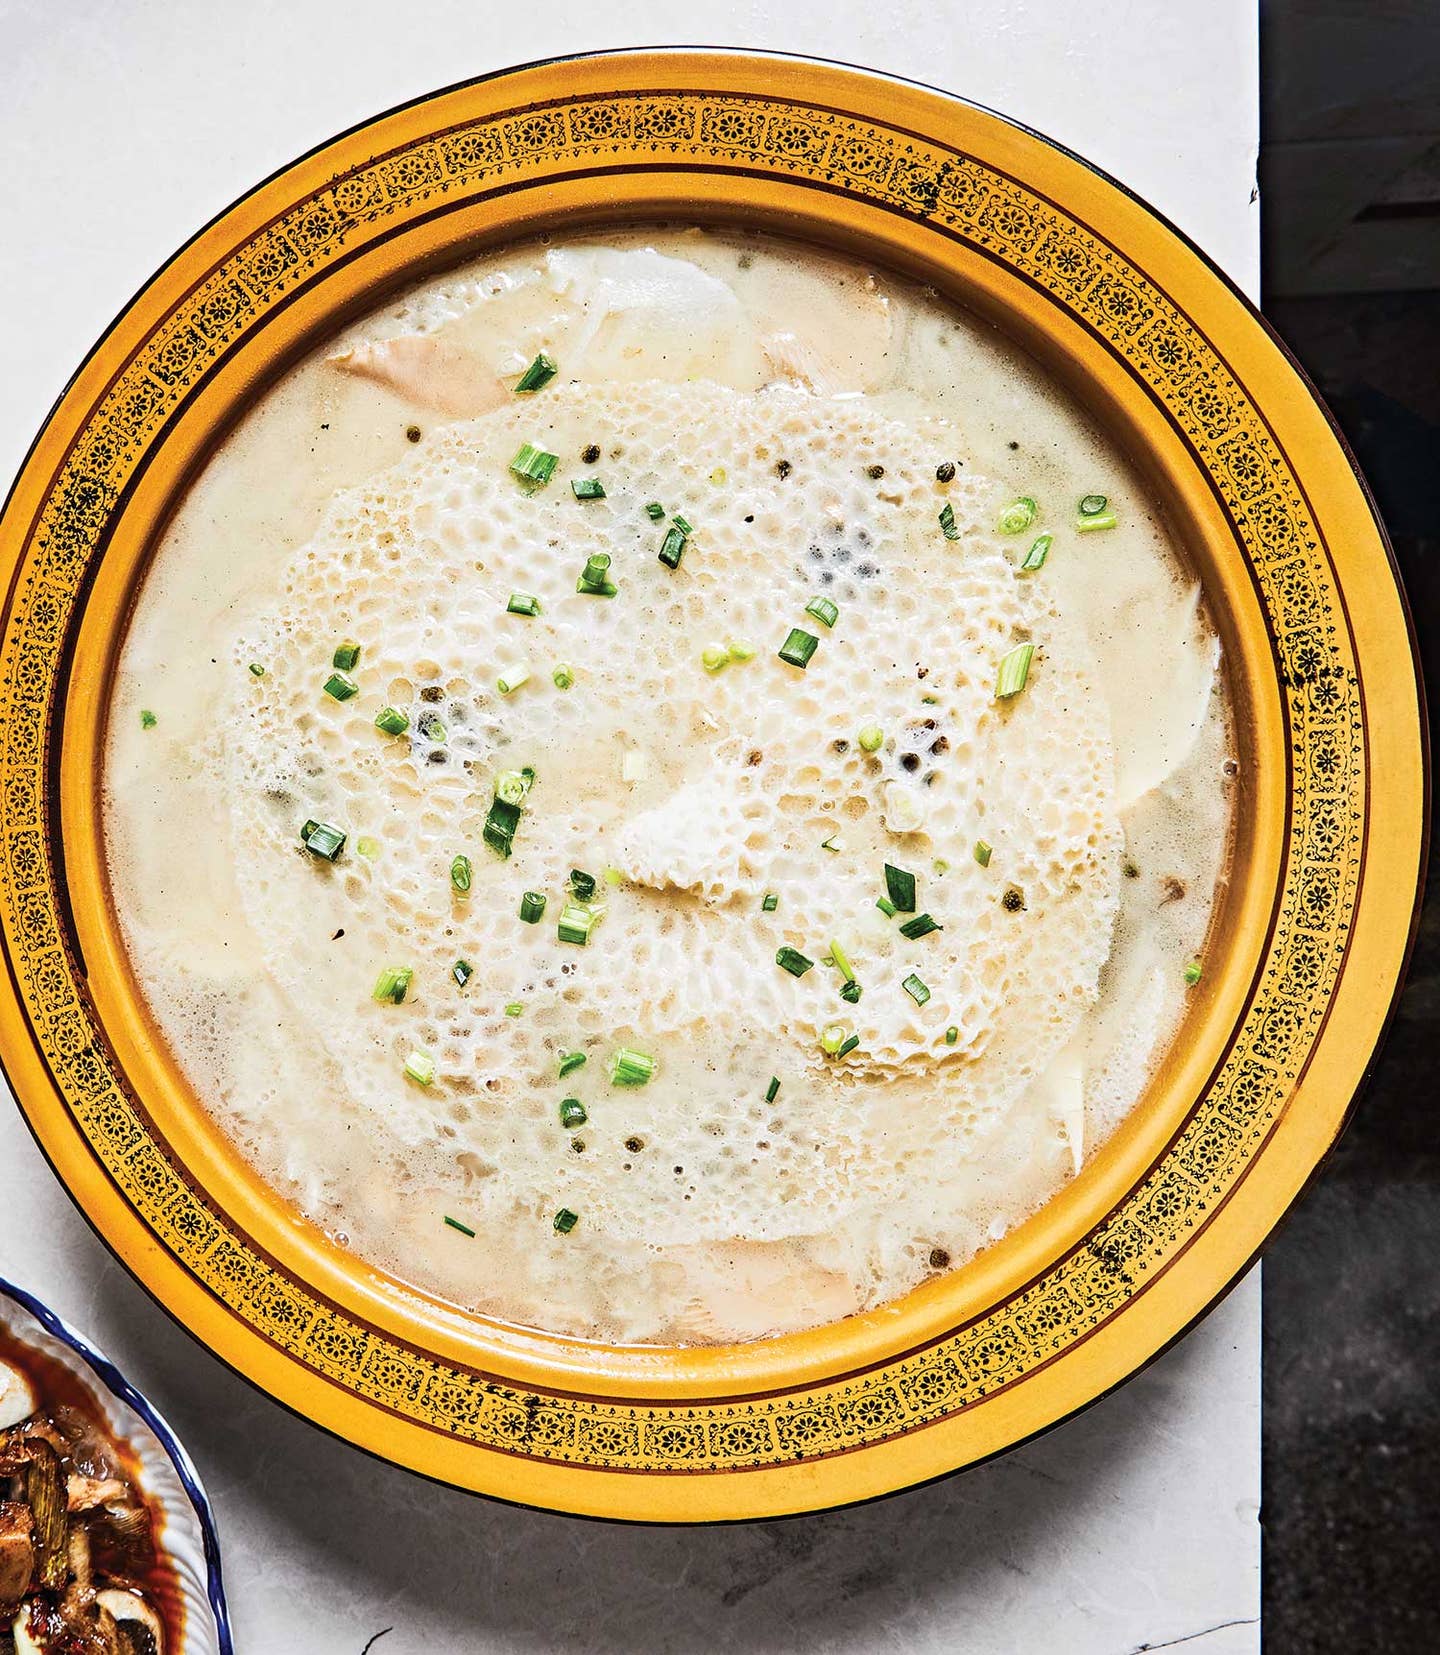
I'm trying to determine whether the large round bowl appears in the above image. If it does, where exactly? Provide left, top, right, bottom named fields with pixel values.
left=0, top=50, right=1425, bottom=1521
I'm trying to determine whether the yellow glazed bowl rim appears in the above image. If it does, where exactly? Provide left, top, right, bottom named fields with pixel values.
left=0, top=50, right=1425, bottom=1522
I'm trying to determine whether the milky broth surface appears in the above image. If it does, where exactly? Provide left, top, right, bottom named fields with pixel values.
left=103, top=229, right=1233, bottom=1344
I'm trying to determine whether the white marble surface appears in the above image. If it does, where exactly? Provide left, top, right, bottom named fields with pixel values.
left=0, top=2, right=1261, bottom=1650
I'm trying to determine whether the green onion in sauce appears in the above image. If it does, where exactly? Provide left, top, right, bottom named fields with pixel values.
left=404, top=1049, right=436, bottom=1086
left=372, top=966, right=413, bottom=1004
left=938, top=502, right=960, bottom=541
left=775, top=946, right=814, bottom=977
left=140, top=709, right=157, bottom=729
left=333, top=640, right=361, bottom=671
left=645, top=501, right=666, bottom=521
left=519, top=890, right=547, bottom=924
left=374, top=706, right=410, bottom=737
left=858, top=724, right=883, bottom=753
left=453, top=959, right=474, bottom=987
left=513, top=352, right=558, bottom=393
left=805, top=596, right=839, bottom=629
left=1020, top=534, right=1052, bottom=572
left=765, top=1076, right=780, bottom=1103
left=1184, top=959, right=1203, bottom=985
left=571, top=476, right=606, bottom=500
left=510, top=441, right=559, bottom=486
left=300, top=819, right=345, bottom=860
left=778, top=628, right=819, bottom=669
left=443, top=1215, right=476, bottom=1237
left=840, top=980, right=863, bottom=1004
left=248, top=663, right=266, bottom=678
left=577, top=551, right=618, bottom=596
left=569, top=869, right=597, bottom=901
left=558, top=1051, right=587, bottom=1079
left=997, top=497, right=1038, bottom=535
left=609, top=1047, right=655, bottom=1086
left=995, top=642, right=1035, bottom=700
left=658, top=526, right=688, bottom=569
left=557, top=900, right=601, bottom=945
left=559, top=1098, right=588, bottom=1130
left=899, top=913, right=942, bottom=941
left=450, top=854, right=473, bottom=895
left=506, top=593, right=542, bottom=617
left=323, top=671, right=359, bottom=702
left=553, top=1207, right=580, bottom=1234
left=483, top=796, right=523, bottom=858
left=1078, top=493, right=1108, bottom=517
left=762, top=892, right=779, bottom=912
left=974, top=840, right=993, bottom=867
left=902, top=973, right=931, bottom=1007
left=884, top=864, right=917, bottom=913
left=553, top=663, right=575, bottom=690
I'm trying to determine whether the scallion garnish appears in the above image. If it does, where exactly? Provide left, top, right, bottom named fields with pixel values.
left=569, top=869, right=597, bottom=901
left=553, top=663, right=575, bottom=690
left=603, top=867, right=623, bottom=886
left=672, top=513, right=694, bottom=536
left=778, top=628, right=819, bottom=669
left=333, top=640, right=361, bottom=671
left=765, top=1076, right=780, bottom=1103
left=418, top=711, right=447, bottom=744
left=375, top=706, right=410, bottom=737
left=658, top=526, right=688, bottom=569
left=557, top=900, right=601, bottom=945
left=483, top=796, right=523, bottom=858
left=404, top=1048, right=436, bottom=1086
left=560, top=1098, right=587, bottom=1129
left=876, top=896, right=898, bottom=918
left=609, top=1047, right=655, bottom=1086
left=1076, top=509, right=1118, bottom=532
left=497, top=664, right=531, bottom=696
left=805, top=596, right=839, bottom=629
left=248, top=663, right=266, bottom=678
left=553, top=1207, right=579, bottom=1234
left=450, top=854, right=473, bottom=895
left=372, top=966, right=413, bottom=1004
left=995, top=642, right=1035, bottom=700
left=514, top=352, right=558, bottom=394
left=762, top=892, right=779, bottom=912
left=518, top=891, right=547, bottom=924
left=453, top=959, right=473, bottom=987
left=702, top=644, right=729, bottom=673
left=510, top=441, right=559, bottom=487
left=140, top=709, right=157, bottom=729
left=505, top=1002, right=524, bottom=1017
left=1184, top=959, right=1203, bottom=985
left=819, top=1023, right=847, bottom=1056
left=997, top=497, right=1038, bottom=535
left=974, top=840, right=993, bottom=867
left=356, top=835, right=380, bottom=859
left=571, top=476, right=606, bottom=500
left=776, top=946, right=814, bottom=977
left=938, top=502, right=960, bottom=541
left=576, top=551, right=617, bottom=596
left=829, top=940, right=855, bottom=982
left=645, top=501, right=666, bottom=520
left=507, top=592, right=542, bottom=617
left=1020, top=534, right=1051, bottom=572
left=324, top=671, right=359, bottom=702
left=820, top=833, right=842, bottom=854
left=840, top=980, right=863, bottom=1004
left=300, top=818, right=345, bottom=860
left=1078, top=494, right=1108, bottom=517
left=945, top=1026, right=959, bottom=1044
left=838, top=1034, right=860, bottom=1058
left=899, top=913, right=942, bottom=940
left=495, top=768, right=534, bottom=806
left=443, top=1215, right=476, bottom=1237
left=558, top=1051, right=587, bottom=1078
left=727, top=639, right=755, bottom=663
left=858, top=724, right=883, bottom=754
left=884, top=864, right=917, bottom=913
left=902, top=974, right=931, bottom=1007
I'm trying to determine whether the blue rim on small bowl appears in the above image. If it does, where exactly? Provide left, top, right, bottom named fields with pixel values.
left=0, top=1275, right=233, bottom=1654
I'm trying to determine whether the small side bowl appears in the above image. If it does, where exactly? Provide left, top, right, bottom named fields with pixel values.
left=0, top=1276, right=232, bottom=1654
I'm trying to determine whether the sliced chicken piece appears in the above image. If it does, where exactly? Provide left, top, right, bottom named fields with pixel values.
left=65, top=1476, right=127, bottom=1515
left=0, top=1501, right=35, bottom=1613
left=326, top=333, right=512, bottom=417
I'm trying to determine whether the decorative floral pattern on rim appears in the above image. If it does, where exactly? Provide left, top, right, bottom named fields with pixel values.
left=0, top=90, right=1361, bottom=1472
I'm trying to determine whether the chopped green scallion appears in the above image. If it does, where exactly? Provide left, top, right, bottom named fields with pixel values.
left=945, top=1026, right=959, bottom=1045
left=899, top=913, right=942, bottom=941
left=974, top=840, right=993, bottom=867
left=902, top=973, right=931, bottom=1007
left=876, top=896, right=898, bottom=918
left=775, top=946, right=814, bottom=977
left=450, top=854, right=473, bottom=895
left=840, top=980, right=863, bottom=1004
left=1078, top=493, right=1109, bottom=517
left=558, top=1052, right=587, bottom=1080
left=778, top=628, right=819, bottom=669
left=519, top=890, right=547, bottom=924
left=248, top=662, right=266, bottom=678
left=829, top=940, right=855, bottom=983
left=837, top=1034, right=861, bottom=1058
left=495, top=768, right=534, bottom=806
left=417, top=711, right=446, bottom=744
left=884, top=864, right=917, bottom=913
left=404, top=1049, right=436, bottom=1086
left=997, top=496, right=1038, bottom=535
left=497, top=663, right=532, bottom=695
left=356, top=835, right=380, bottom=860
left=820, top=832, right=842, bottom=854
left=506, top=592, right=542, bottom=617
left=553, top=1207, right=579, bottom=1234
left=569, top=869, right=597, bottom=901
left=323, top=671, right=359, bottom=702
left=140, top=709, right=157, bottom=729
left=1020, top=533, right=1052, bottom=572
left=858, top=724, right=883, bottom=753
left=559, top=1098, right=587, bottom=1130
left=557, top=900, right=601, bottom=945
left=483, top=796, right=523, bottom=858
left=372, top=966, right=413, bottom=1004
left=509, top=441, right=559, bottom=486
left=1075, top=509, right=1118, bottom=532
left=453, top=959, right=474, bottom=987
left=300, top=819, right=345, bottom=860
left=645, top=501, right=666, bottom=520
left=805, top=595, right=839, bottom=629
left=333, top=640, right=361, bottom=671
left=658, top=526, right=688, bottom=569
left=609, top=1047, right=655, bottom=1086
left=672, top=513, right=694, bottom=536
left=552, top=663, right=575, bottom=690
left=375, top=705, right=410, bottom=737
left=577, top=551, right=617, bottom=596
left=819, top=1023, right=848, bottom=1056
left=761, top=892, right=779, bottom=912
left=702, top=643, right=729, bottom=673
left=1184, top=959, right=1203, bottom=986
left=765, top=1076, right=780, bottom=1103
left=514, top=352, right=558, bottom=394
left=571, top=476, right=606, bottom=500
left=505, top=1002, right=524, bottom=1017
left=938, top=502, right=960, bottom=541
left=727, top=639, right=755, bottom=663
left=995, top=642, right=1035, bottom=700
left=443, top=1215, right=476, bottom=1237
